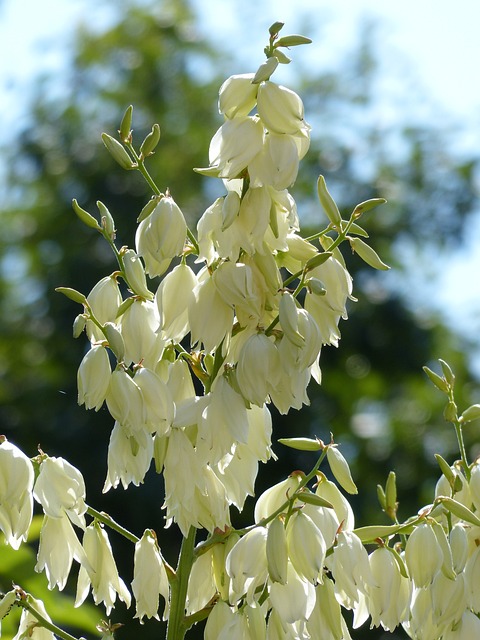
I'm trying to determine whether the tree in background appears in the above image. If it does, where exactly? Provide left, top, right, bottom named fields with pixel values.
left=1, top=2, right=479, bottom=639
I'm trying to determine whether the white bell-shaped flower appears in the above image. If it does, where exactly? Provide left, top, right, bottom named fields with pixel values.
left=218, top=73, right=257, bottom=118
left=269, top=561, right=316, bottom=625
left=257, top=81, right=305, bottom=135
left=249, top=132, right=301, bottom=190
left=236, top=332, right=280, bottom=406
left=208, top=116, right=264, bottom=179
left=134, top=366, right=174, bottom=436
left=136, top=195, right=187, bottom=278
left=0, top=439, right=34, bottom=550
left=103, top=422, right=153, bottom=492
left=86, top=275, right=122, bottom=342
left=367, top=546, right=411, bottom=631
left=156, top=262, right=197, bottom=342
left=106, top=367, right=146, bottom=431
left=189, top=270, right=234, bottom=353
left=76, top=521, right=131, bottom=615
left=12, top=596, right=56, bottom=640
left=33, top=456, right=87, bottom=529
left=286, top=510, right=326, bottom=583
left=131, top=530, right=169, bottom=622
left=119, top=299, right=163, bottom=369
left=226, top=526, right=268, bottom=603
left=35, top=513, right=87, bottom=590
left=405, top=522, right=443, bottom=588
left=77, top=344, right=112, bottom=411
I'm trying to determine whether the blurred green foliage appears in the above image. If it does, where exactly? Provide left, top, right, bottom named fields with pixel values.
left=1, top=1, right=479, bottom=639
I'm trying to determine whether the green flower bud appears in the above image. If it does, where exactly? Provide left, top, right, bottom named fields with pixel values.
left=55, top=286, right=87, bottom=305
left=423, top=365, right=449, bottom=392
left=96, top=201, right=116, bottom=239
left=349, top=237, right=390, bottom=270
left=275, top=35, right=312, bottom=47
left=153, top=434, right=168, bottom=474
left=326, top=444, right=358, bottom=494
left=139, top=123, right=161, bottom=159
left=101, top=133, right=136, bottom=170
left=268, top=21, right=284, bottom=37
left=385, top=471, right=398, bottom=519
left=317, top=175, right=341, bottom=226
left=277, top=437, right=322, bottom=451
left=119, top=105, right=133, bottom=142
left=103, top=322, right=125, bottom=362
left=72, top=198, right=100, bottom=230
left=73, top=314, right=87, bottom=338
left=122, top=249, right=153, bottom=300
left=460, top=404, right=480, bottom=424
left=443, top=400, right=458, bottom=422
left=352, top=197, right=387, bottom=218
left=306, top=278, right=326, bottom=296
left=266, top=516, right=288, bottom=584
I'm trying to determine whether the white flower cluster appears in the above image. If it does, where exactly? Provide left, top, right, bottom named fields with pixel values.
left=72, top=55, right=354, bottom=544
left=198, top=462, right=480, bottom=640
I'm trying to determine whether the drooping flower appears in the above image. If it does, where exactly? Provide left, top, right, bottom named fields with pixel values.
left=0, top=439, right=34, bottom=550
left=131, top=530, right=169, bottom=622
left=76, top=521, right=131, bottom=614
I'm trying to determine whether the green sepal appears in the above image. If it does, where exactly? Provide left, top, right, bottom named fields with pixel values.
left=295, top=490, right=333, bottom=509
left=72, top=199, right=101, bottom=230
left=119, top=105, right=133, bottom=142
left=278, top=437, right=322, bottom=451
left=352, top=198, right=387, bottom=218
left=55, top=287, right=87, bottom=304
left=350, top=237, right=390, bottom=270
left=102, top=133, right=136, bottom=170
left=317, top=175, right=341, bottom=226
left=275, top=35, right=312, bottom=47
left=305, top=251, right=333, bottom=272
left=269, top=21, right=284, bottom=37
left=423, top=366, right=449, bottom=393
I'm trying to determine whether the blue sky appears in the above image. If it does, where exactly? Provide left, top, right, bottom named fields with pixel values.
left=1, top=0, right=479, bottom=364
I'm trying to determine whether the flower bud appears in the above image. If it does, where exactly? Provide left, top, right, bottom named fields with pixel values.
left=326, top=445, right=358, bottom=495
left=103, top=322, right=125, bottom=362
left=156, top=263, right=197, bottom=342
left=139, top=123, right=161, bottom=158
left=218, top=73, right=257, bottom=118
left=405, top=523, right=443, bottom=587
left=279, top=292, right=304, bottom=347
left=317, top=175, right=342, bottom=226
left=106, top=367, right=145, bottom=431
left=252, top=56, right=279, bottom=84
left=102, top=133, right=135, bottom=169
left=286, top=510, right=326, bottom=583
left=122, top=249, right=152, bottom=299
left=86, top=275, right=122, bottom=342
left=450, top=523, right=468, bottom=574
left=77, top=345, right=112, bottom=411
left=266, top=516, right=288, bottom=584
left=135, top=195, right=187, bottom=277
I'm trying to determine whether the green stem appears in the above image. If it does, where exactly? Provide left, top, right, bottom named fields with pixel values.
left=167, top=527, right=196, bottom=640
left=454, top=420, right=471, bottom=481
left=87, top=506, right=139, bottom=544
left=19, top=598, right=80, bottom=640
